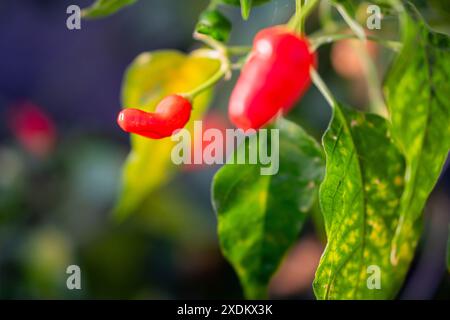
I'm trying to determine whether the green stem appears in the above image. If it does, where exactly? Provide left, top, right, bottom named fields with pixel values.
left=296, top=0, right=302, bottom=12
left=231, top=54, right=250, bottom=70
left=311, top=33, right=402, bottom=51
left=310, top=67, right=335, bottom=108
left=187, top=33, right=248, bottom=99
left=295, top=0, right=303, bottom=33
left=227, top=46, right=252, bottom=55
left=207, top=0, right=220, bottom=10
left=183, top=67, right=227, bottom=100
left=183, top=48, right=231, bottom=100
left=288, top=0, right=320, bottom=34
left=195, top=32, right=251, bottom=57
left=193, top=31, right=226, bottom=53
left=318, top=0, right=336, bottom=32
left=334, top=3, right=387, bottom=115
left=355, top=45, right=387, bottom=115
left=334, top=3, right=365, bottom=40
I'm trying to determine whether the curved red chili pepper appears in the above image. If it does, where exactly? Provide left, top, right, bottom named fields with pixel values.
left=117, top=94, right=192, bottom=139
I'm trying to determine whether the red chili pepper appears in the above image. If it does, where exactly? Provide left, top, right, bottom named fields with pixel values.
left=8, top=101, right=56, bottom=158
left=229, top=26, right=316, bottom=130
left=117, top=94, right=192, bottom=139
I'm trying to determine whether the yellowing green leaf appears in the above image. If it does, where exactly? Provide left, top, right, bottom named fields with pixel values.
left=115, top=50, right=220, bottom=220
left=212, top=118, right=325, bottom=299
left=384, top=4, right=450, bottom=267
left=313, top=104, right=407, bottom=299
left=82, top=0, right=137, bottom=19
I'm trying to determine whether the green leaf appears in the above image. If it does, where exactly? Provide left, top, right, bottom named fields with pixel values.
left=82, top=0, right=137, bottom=19
left=219, top=0, right=271, bottom=20
left=313, top=104, right=407, bottom=299
left=195, top=10, right=232, bottom=42
left=115, top=50, right=220, bottom=220
left=384, top=4, right=450, bottom=267
left=212, top=118, right=325, bottom=299
left=240, top=0, right=252, bottom=20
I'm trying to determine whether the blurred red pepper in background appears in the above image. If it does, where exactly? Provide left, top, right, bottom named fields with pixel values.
left=8, top=101, right=56, bottom=158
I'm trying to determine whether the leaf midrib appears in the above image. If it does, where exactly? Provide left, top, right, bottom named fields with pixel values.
left=324, top=107, right=368, bottom=299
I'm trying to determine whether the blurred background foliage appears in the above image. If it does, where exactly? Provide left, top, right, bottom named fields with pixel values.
left=0, top=0, right=448, bottom=299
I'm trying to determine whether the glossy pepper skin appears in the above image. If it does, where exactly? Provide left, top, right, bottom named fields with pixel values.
left=229, top=26, right=316, bottom=130
left=117, top=94, right=192, bottom=139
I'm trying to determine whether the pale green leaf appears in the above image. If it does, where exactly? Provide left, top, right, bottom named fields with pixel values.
left=115, top=50, right=220, bottom=220
left=313, top=104, right=407, bottom=299
left=212, top=118, right=325, bottom=299
left=82, top=0, right=137, bottom=19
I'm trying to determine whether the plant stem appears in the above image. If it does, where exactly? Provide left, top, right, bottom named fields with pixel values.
left=288, top=0, right=320, bottom=34
left=296, top=0, right=301, bottom=12
left=227, top=46, right=252, bottom=55
left=310, top=67, right=335, bottom=108
left=318, top=0, right=336, bottom=32
left=187, top=33, right=253, bottom=99
left=193, top=31, right=226, bottom=53
left=355, top=45, right=387, bottom=116
left=335, top=3, right=366, bottom=40
left=311, top=33, right=402, bottom=51
left=195, top=32, right=252, bottom=57
left=207, top=0, right=220, bottom=10
left=296, top=0, right=303, bottom=33
left=184, top=46, right=231, bottom=100
left=183, top=65, right=228, bottom=100
left=231, top=54, right=250, bottom=70
left=334, top=4, right=387, bottom=115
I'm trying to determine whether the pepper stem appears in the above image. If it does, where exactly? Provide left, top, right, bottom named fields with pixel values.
left=183, top=62, right=229, bottom=100
left=183, top=34, right=232, bottom=100
left=334, top=3, right=387, bottom=116
left=310, top=67, right=335, bottom=108
left=287, top=0, right=320, bottom=34
left=310, top=33, right=402, bottom=52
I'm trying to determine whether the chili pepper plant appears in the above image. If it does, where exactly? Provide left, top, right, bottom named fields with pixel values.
left=82, top=0, right=450, bottom=299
